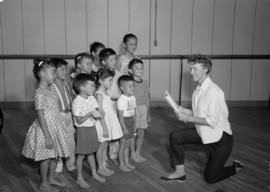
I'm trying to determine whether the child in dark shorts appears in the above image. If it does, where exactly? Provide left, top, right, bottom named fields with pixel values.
left=117, top=75, right=136, bottom=172
left=72, top=74, right=106, bottom=188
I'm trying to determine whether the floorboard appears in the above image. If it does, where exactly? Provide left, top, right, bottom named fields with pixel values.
left=0, top=106, right=269, bottom=192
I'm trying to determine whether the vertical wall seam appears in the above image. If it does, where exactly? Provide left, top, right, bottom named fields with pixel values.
left=211, top=0, right=215, bottom=55
left=189, top=0, right=195, bottom=99
left=21, top=0, right=27, bottom=101
left=148, top=0, right=152, bottom=85
left=128, top=0, right=131, bottom=32
left=169, top=0, right=173, bottom=94
left=190, top=0, right=195, bottom=54
left=250, top=0, right=258, bottom=101
left=85, top=0, right=88, bottom=51
left=42, top=0, right=46, bottom=54
left=0, top=5, right=6, bottom=102
left=210, top=0, right=215, bottom=81
left=64, top=0, right=68, bottom=54
left=230, top=0, right=237, bottom=100
left=107, top=0, right=109, bottom=47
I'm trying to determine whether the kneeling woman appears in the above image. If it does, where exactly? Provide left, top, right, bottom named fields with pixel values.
left=160, top=55, right=244, bottom=184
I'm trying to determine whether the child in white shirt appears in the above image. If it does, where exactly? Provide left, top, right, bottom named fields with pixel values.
left=72, top=74, right=107, bottom=188
left=117, top=75, right=136, bottom=172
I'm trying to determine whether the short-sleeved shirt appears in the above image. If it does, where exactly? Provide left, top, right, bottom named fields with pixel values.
left=133, top=80, right=149, bottom=105
left=72, top=95, right=99, bottom=127
left=117, top=94, right=136, bottom=117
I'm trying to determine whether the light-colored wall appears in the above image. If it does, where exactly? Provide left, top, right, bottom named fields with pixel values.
left=0, top=0, right=269, bottom=102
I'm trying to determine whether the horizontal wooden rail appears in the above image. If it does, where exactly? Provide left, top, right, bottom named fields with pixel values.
left=0, top=54, right=269, bottom=106
left=0, top=54, right=270, bottom=60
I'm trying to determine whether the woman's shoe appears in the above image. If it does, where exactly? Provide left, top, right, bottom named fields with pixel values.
left=159, top=175, right=186, bottom=183
left=233, top=160, right=245, bottom=172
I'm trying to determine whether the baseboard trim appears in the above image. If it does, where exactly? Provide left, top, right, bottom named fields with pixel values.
left=0, top=102, right=34, bottom=109
left=0, top=100, right=268, bottom=109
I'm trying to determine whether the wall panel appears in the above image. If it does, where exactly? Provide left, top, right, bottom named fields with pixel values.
left=191, top=0, right=214, bottom=95
left=0, top=0, right=269, bottom=103
left=130, top=0, right=151, bottom=83
left=87, top=0, right=108, bottom=49
left=108, top=0, right=129, bottom=53
left=22, top=0, right=44, bottom=101
left=44, top=0, right=66, bottom=54
left=171, top=0, right=193, bottom=102
left=1, top=0, right=25, bottom=101
left=211, top=0, right=235, bottom=99
left=65, top=0, right=87, bottom=54
left=252, top=0, right=270, bottom=100
left=231, top=0, right=256, bottom=100
left=150, top=0, right=171, bottom=100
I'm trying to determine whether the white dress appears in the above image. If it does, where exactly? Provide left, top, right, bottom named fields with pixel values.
left=95, top=90, right=123, bottom=142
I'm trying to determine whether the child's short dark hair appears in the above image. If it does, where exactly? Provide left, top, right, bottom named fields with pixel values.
left=96, top=68, right=115, bottom=87
left=90, top=42, right=105, bottom=55
left=99, top=48, right=116, bottom=63
left=128, top=58, right=143, bottom=69
left=123, top=33, right=137, bottom=44
left=118, top=75, right=134, bottom=89
left=50, top=58, right=68, bottom=69
left=32, top=58, right=54, bottom=81
left=187, top=54, right=212, bottom=74
left=73, top=73, right=95, bottom=94
left=74, top=52, right=94, bottom=68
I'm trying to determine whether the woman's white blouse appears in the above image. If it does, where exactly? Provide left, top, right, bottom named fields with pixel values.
left=192, top=77, right=232, bottom=144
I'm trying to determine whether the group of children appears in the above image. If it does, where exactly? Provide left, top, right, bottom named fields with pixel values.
left=21, top=33, right=151, bottom=192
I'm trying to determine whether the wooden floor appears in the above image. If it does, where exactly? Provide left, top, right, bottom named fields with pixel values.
left=0, top=106, right=269, bottom=192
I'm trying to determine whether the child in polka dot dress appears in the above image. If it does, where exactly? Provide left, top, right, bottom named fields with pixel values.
left=21, top=59, right=70, bottom=192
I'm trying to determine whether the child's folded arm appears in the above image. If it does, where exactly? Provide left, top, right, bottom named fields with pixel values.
left=73, top=112, right=93, bottom=125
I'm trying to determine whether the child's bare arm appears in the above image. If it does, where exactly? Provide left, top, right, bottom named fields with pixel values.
left=37, top=110, right=53, bottom=149
left=118, top=110, right=128, bottom=135
left=133, top=111, right=137, bottom=134
left=100, top=119, right=109, bottom=138
left=96, top=93, right=109, bottom=137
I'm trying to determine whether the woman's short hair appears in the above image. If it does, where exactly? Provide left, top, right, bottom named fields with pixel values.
left=187, top=54, right=212, bottom=74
